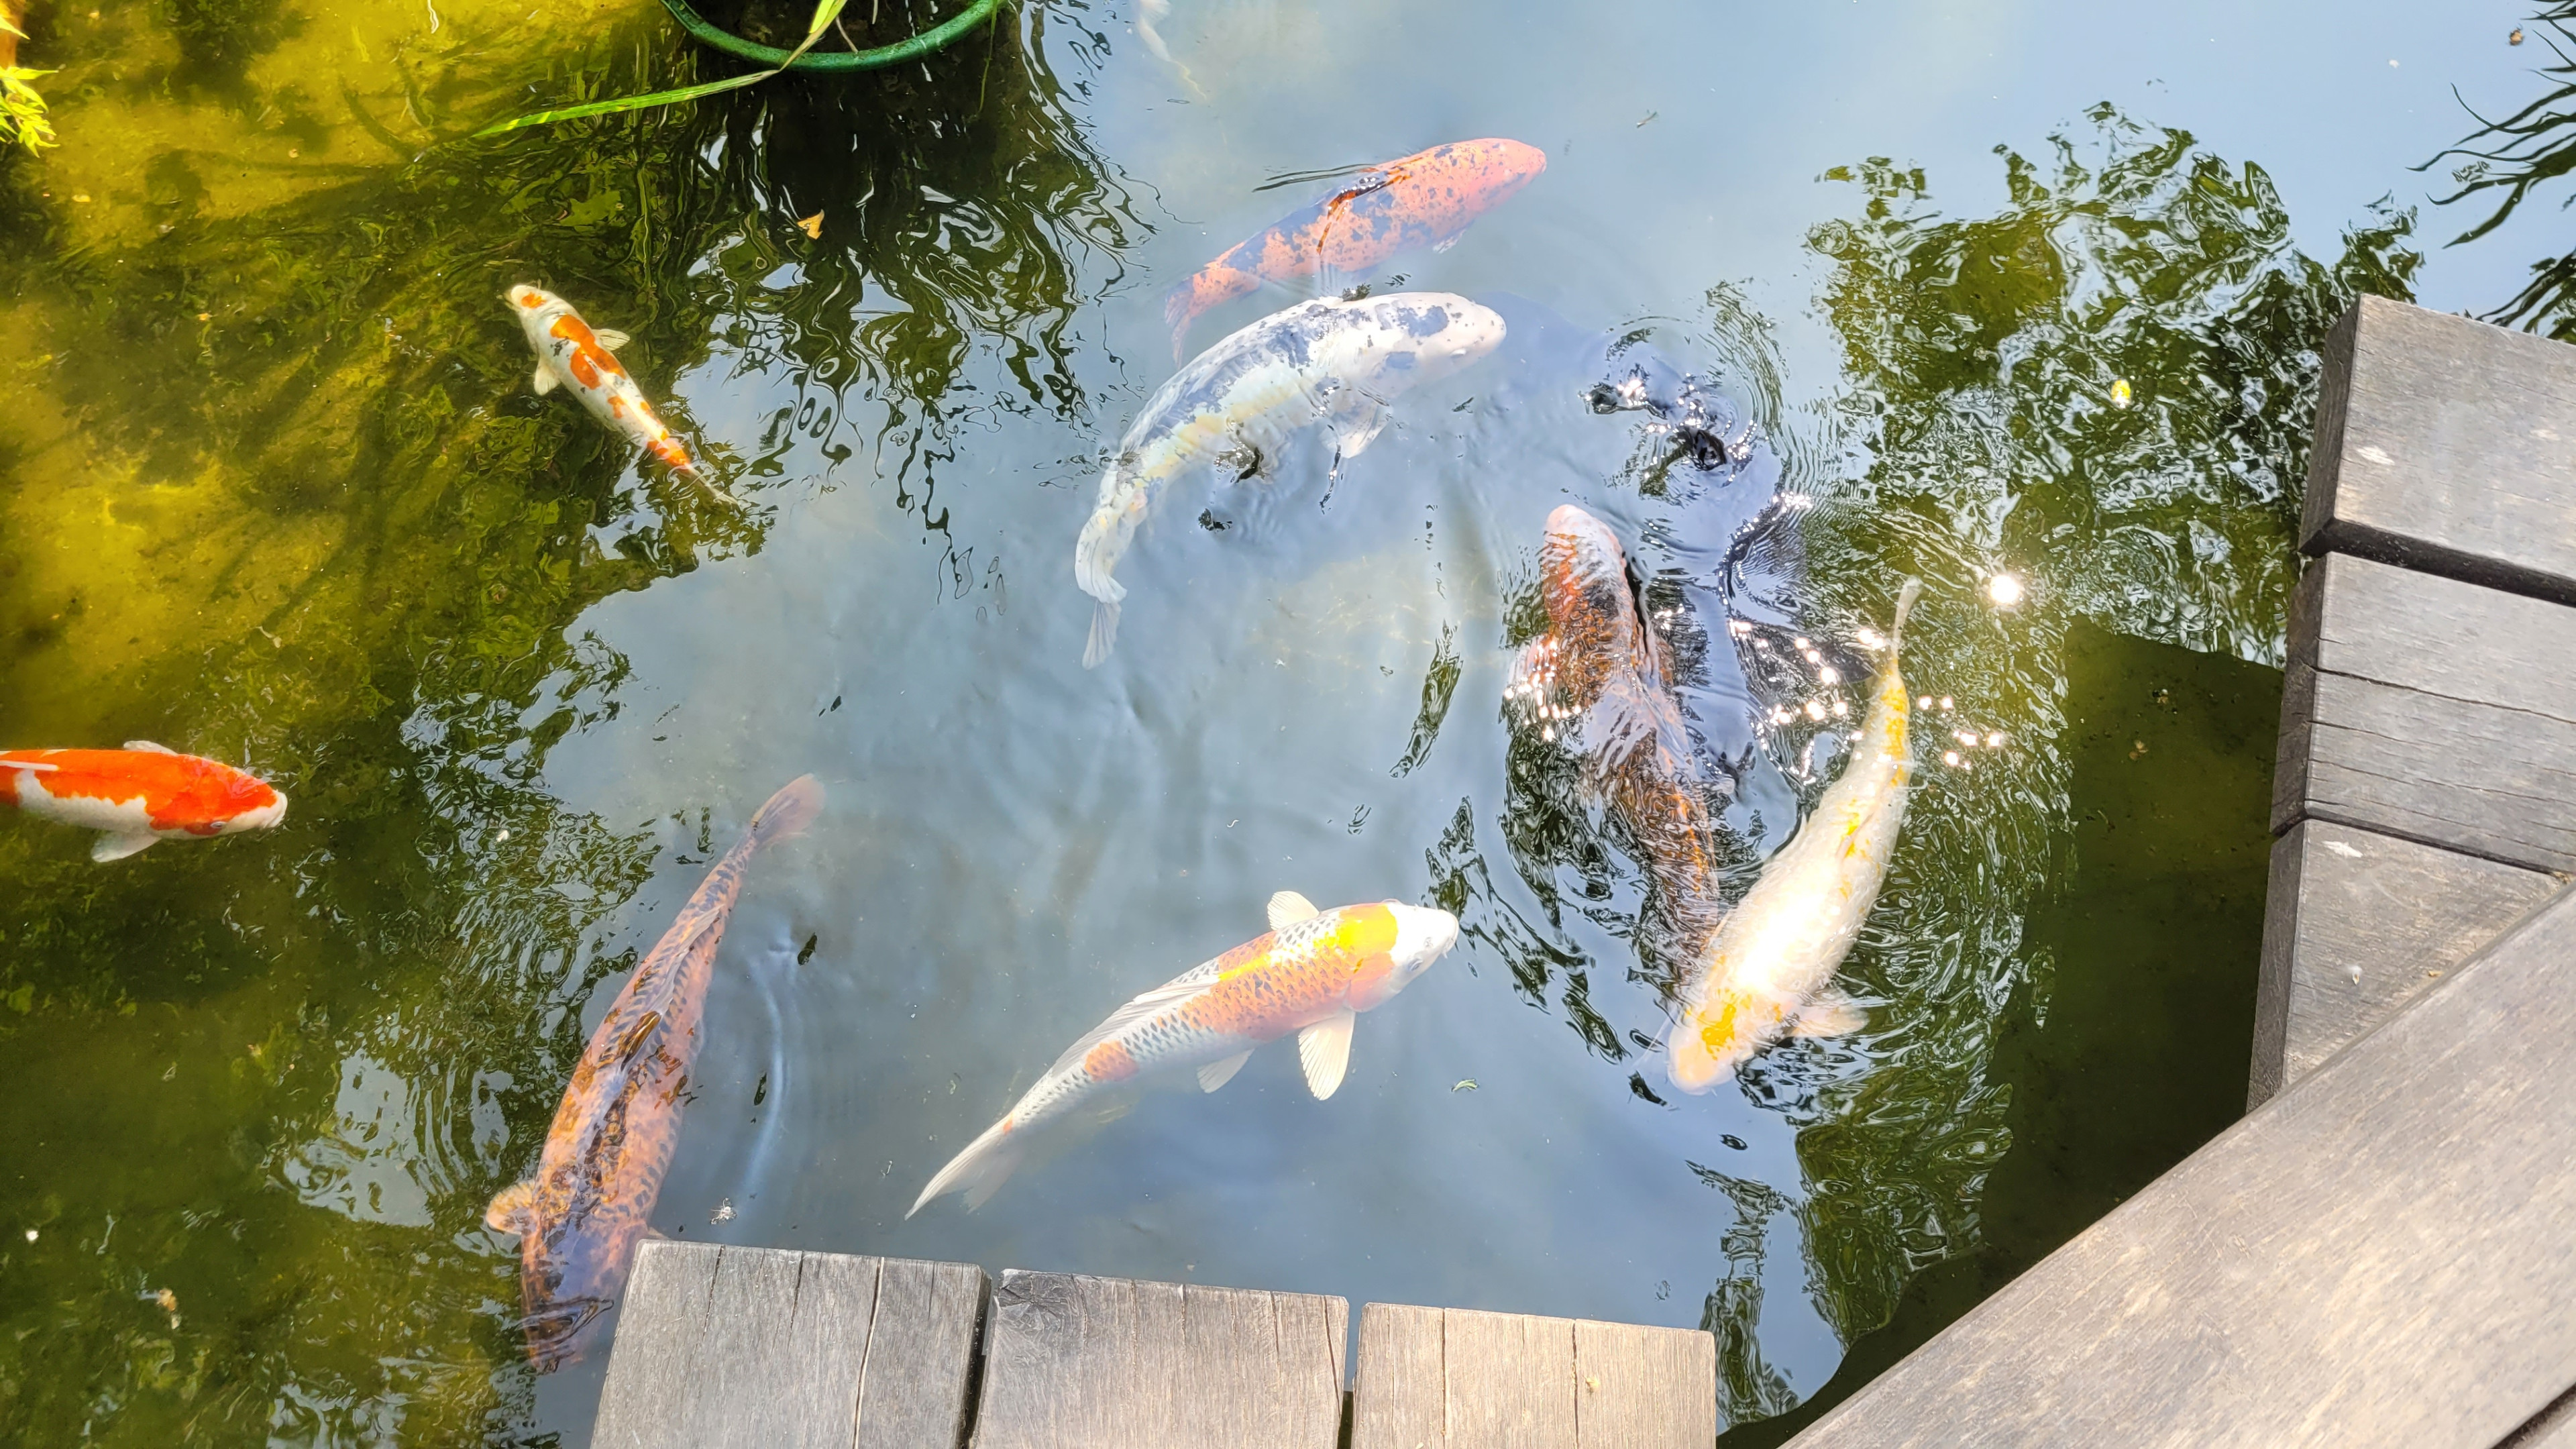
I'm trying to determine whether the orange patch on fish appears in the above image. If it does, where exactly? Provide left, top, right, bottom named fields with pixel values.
left=1081, top=1039, right=1140, bottom=1081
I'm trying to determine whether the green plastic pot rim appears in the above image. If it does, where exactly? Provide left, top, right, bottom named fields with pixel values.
left=656, top=0, right=1004, bottom=72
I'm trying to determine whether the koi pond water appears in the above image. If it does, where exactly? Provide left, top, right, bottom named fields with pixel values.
left=0, top=0, right=2559, bottom=1441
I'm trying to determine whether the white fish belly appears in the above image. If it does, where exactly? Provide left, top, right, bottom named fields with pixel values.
left=13, top=777, right=163, bottom=837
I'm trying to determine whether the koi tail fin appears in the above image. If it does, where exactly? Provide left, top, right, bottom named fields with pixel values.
left=907, top=1116, right=1026, bottom=1217
left=748, top=775, right=824, bottom=849
left=1890, top=578, right=1923, bottom=649
left=1083, top=600, right=1120, bottom=669
left=1163, top=284, right=1197, bottom=363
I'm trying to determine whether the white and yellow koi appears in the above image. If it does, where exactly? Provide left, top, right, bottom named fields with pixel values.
left=1668, top=578, right=1922, bottom=1091
left=1074, top=291, right=1505, bottom=666
left=909, top=891, right=1459, bottom=1214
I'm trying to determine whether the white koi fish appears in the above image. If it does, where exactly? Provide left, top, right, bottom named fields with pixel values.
left=507, top=285, right=729, bottom=502
left=1668, top=578, right=1922, bottom=1091
left=908, top=891, right=1459, bottom=1214
left=1073, top=291, right=1505, bottom=666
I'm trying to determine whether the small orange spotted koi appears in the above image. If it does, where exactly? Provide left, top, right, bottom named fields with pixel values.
left=508, top=284, right=733, bottom=504
left=908, top=892, right=1459, bottom=1216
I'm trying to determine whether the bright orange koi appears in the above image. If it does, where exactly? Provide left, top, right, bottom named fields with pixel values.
left=483, top=775, right=823, bottom=1368
left=507, top=285, right=713, bottom=488
left=0, top=743, right=286, bottom=862
left=1508, top=506, right=1725, bottom=934
left=1163, top=138, right=1546, bottom=358
left=909, top=892, right=1459, bottom=1215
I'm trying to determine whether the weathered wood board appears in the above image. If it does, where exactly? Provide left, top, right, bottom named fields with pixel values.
left=1348, top=1301, right=1716, bottom=1449
left=2272, top=551, right=2576, bottom=873
left=2301, top=294, right=2576, bottom=606
left=1782, top=886, right=2576, bottom=1449
left=591, top=1242, right=985, bottom=1449
left=2249, top=818, right=2560, bottom=1108
left=970, top=1270, right=1347, bottom=1449
left=2508, top=1389, right=2576, bottom=1449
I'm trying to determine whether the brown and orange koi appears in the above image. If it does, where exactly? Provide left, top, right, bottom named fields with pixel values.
left=0, top=744, right=286, bottom=862
left=484, top=775, right=823, bottom=1368
left=1507, top=505, right=1725, bottom=935
left=507, top=285, right=731, bottom=502
left=909, top=892, right=1458, bottom=1216
left=1163, top=138, right=1546, bottom=359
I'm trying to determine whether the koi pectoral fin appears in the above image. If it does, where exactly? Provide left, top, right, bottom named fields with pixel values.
left=485, top=1180, right=537, bottom=1236
left=531, top=364, right=559, bottom=396
left=1197, top=1050, right=1253, bottom=1093
left=593, top=329, right=630, bottom=352
left=1267, top=890, right=1320, bottom=929
left=1298, top=1009, right=1356, bottom=1099
left=1790, top=989, right=1868, bottom=1038
left=91, top=833, right=161, bottom=863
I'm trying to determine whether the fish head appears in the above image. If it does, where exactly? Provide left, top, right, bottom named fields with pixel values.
left=1458, top=137, right=1550, bottom=195
left=1344, top=900, right=1458, bottom=1010
left=1338, top=292, right=1506, bottom=392
left=209, top=765, right=288, bottom=834
left=505, top=284, right=572, bottom=341
left=514, top=1214, right=636, bottom=1369
left=1511, top=504, right=1642, bottom=719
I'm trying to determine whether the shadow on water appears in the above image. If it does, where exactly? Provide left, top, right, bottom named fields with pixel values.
left=1722, top=622, right=2278, bottom=1445
left=0, top=1, right=1130, bottom=1440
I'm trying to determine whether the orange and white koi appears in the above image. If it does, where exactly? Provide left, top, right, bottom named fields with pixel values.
left=0, top=743, right=287, bottom=862
left=484, top=775, right=823, bottom=1368
left=1164, top=138, right=1546, bottom=358
left=506, top=285, right=714, bottom=491
left=1509, top=504, right=1725, bottom=934
left=909, top=892, right=1459, bottom=1215
left=1667, top=580, right=1921, bottom=1091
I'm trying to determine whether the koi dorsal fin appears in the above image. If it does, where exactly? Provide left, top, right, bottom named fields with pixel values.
left=125, top=740, right=176, bottom=755
left=614, top=1010, right=663, bottom=1065
left=1043, top=961, right=1221, bottom=1078
left=1267, top=891, right=1320, bottom=929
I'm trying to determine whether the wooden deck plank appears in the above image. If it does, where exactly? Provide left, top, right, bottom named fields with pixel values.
left=596, top=1242, right=987, bottom=1449
left=2249, top=819, right=2559, bottom=1108
left=1350, top=1303, right=1713, bottom=1448
left=1573, top=1317, right=1717, bottom=1449
left=854, top=1258, right=986, bottom=1449
left=1783, top=886, right=2576, bottom=1449
left=2271, top=552, right=2576, bottom=872
left=972, top=1271, right=1345, bottom=1449
left=1442, top=1307, right=1577, bottom=1446
left=1350, top=1302, right=1446, bottom=1449
left=2300, top=294, right=2576, bottom=606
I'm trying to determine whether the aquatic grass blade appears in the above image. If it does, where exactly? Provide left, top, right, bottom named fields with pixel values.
left=473, top=70, right=778, bottom=137
left=474, top=0, right=849, bottom=138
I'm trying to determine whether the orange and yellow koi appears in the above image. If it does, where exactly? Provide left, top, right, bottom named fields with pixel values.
left=1163, top=138, right=1546, bottom=359
left=908, top=892, right=1459, bottom=1215
left=484, top=775, right=823, bottom=1368
left=1508, top=505, right=1725, bottom=932
left=1667, top=580, right=1921, bottom=1092
left=0, top=743, right=286, bottom=862
left=507, top=284, right=708, bottom=485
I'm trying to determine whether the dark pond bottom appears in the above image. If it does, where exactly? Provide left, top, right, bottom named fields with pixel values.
left=1727, top=624, right=2277, bottom=1444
